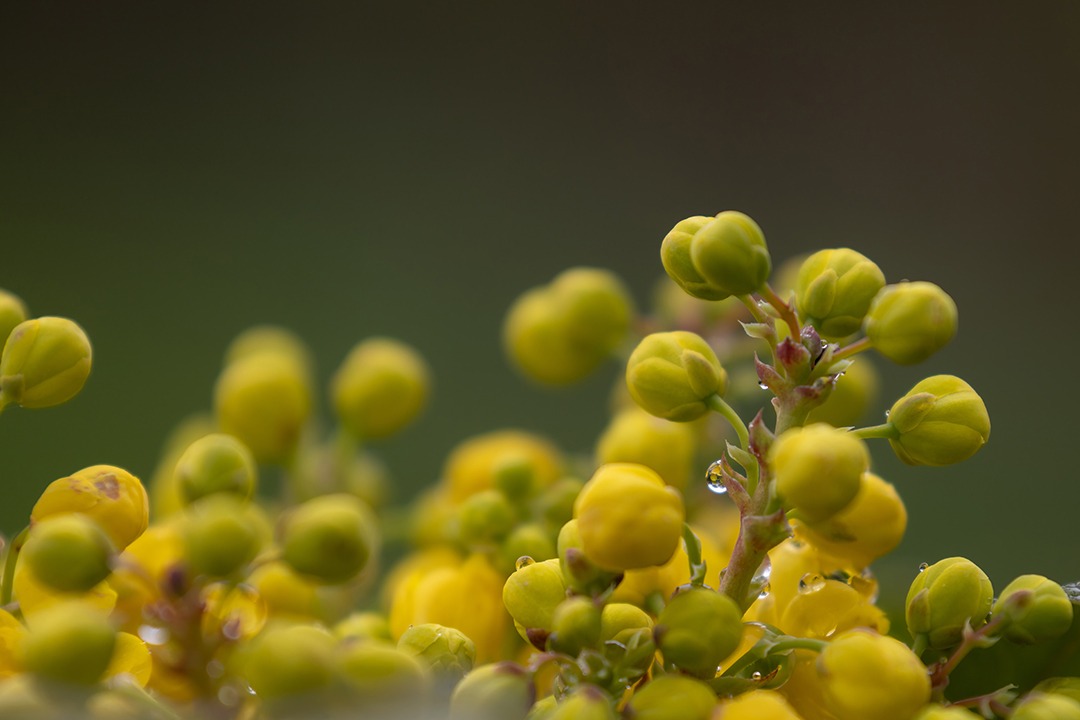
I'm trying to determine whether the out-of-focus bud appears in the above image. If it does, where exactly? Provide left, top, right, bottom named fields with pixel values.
left=32, top=465, right=149, bottom=551
left=992, top=575, right=1074, bottom=644
left=547, top=596, right=601, bottom=656
left=816, top=629, right=930, bottom=720
left=626, top=675, right=717, bottom=720
left=23, top=514, right=116, bottom=593
left=457, top=489, right=517, bottom=547
left=0, top=289, right=28, bottom=351
left=770, top=424, right=868, bottom=523
left=655, top=588, right=744, bottom=678
left=715, top=689, right=803, bottom=719
left=805, top=358, right=880, bottom=428
left=1011, top=692, right=1080, bottom=720
left=548, top=685, right=617, bottom=720
left=864, top=281, right=957, bottom=365
left=795, top=248, right=886, bottom=340
left=0, top=317, right=91, bottom=410
left=443, top=430, right=564, bottom=504
left=331, top=337, right=430, bottom=440
left=626, top=331, right=726, bottom=422
left=449, top=663, right=535, bottom=720
left=913, top=705, right=983, bottom=719
left=181, top=495, right=264, bottom=578
left=173, top=433, right=257, bottom=505
left=595, top=408, right=697, bottom=490
left=905, top=557, right=994, bottom=649
left=573, top=463, right=684, bottom=572
left=886, top=375, right=990, bottom=467
left=797, top=472, right=906, bottom=569
left=397, top=623, right=476, bottom=679
left=281, top=494, right=378, bottom=584
left=20, top=601, right=117, bottom=685
left=241, top=624, right=336, bottom=699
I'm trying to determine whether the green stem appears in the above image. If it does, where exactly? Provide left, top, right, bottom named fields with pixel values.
left=831, top=336, right=871, bottom=362
left=738, top=295, right=778, bottom=362
left=0, top=526, right=28, bottom=606
left=707, top=394, right=750, bottom=452
left=911, top=632, right=928, bottom=658
left=759, top=283, right=801, bottom=340
left=768, top=637, right=828, bottom=654
left=852, top=423, right=899, bottom=440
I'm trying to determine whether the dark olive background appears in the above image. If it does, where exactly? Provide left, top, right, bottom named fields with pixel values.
left=2, top=2, right=1078, bottom=602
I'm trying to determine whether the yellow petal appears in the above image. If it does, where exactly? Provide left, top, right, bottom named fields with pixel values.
left=104, top=632, right=152, bottom=687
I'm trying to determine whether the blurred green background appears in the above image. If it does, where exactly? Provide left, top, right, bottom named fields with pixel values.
left=2, top=2, right=1078, bottom=600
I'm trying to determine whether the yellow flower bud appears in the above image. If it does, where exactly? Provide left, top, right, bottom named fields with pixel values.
left=675, top=211, right=771, bottom=299
left=214, top=353, right=312, bottom=465
left=224, top=324, right=313, bottom=373
left=805, top=358, right=880, bottom=428
left=864, top=281, right=957, bottom=365
left=0, top=289, right=28, bottom=352
left=992, top=575, right=1073, bottom=644
left=600, top=602, right=653, bottom=644
left=173, top=432, right=257, bottom=505
left=797, top=472, right=907, bottom=569
left=913, top=705, right=983, bottom=719
left=627, top=675, right=718, bottom=720
left=557, top=518, right=620, bottom=594
left=886, top=375, right=990, bottom=466
left=443, top=430, right=564, bottom=503
left=20, top=601, right=117, bottom=685
left=337, top=639, right=431, bottom=705
left=502, top=557, right=567, bottom=640
left=503, top=267, right=633, bottom=385
left=0, top=317, right=91, bottom=410
left=32, top=465, right=149, bottom=551
left=1012, top=692, right=1080, bottom=720
left=816, top=629, right=930, bottom=720
left=573, top=463, right=685, bottom=572
left=22, top=514, right=115, bottom=593
left=242, top=623, right=336, bottom=699
left=906, top=557, right=993, bottom=649
left=795, top=249, right=886, bottom=340
left=715, top=689, right=803, bottom=719
left=548, top=685, right=617, bottom=720
left=656, top=588, right=744, bottom=678
left=397, top=623, right=476, bottom=678
left=626, top=331, right=727, bottom=422
left=596, top=408, right=697, bottom=490
left=771, top=424, right=869, bottom=524
left=281, top=494, right=378, bottom=584
left=450, top=663, right=535, bottom=720
left=247, top=561, right=321, bottom=621
left=331, top=337, right=430, bottom=440
left=334, top=611, right=392, bottom=643
left=457, top=489, right=517, bottom=546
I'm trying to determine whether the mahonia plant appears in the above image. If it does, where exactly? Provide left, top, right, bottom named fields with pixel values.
left=0, top=209, right=1076, bottom=720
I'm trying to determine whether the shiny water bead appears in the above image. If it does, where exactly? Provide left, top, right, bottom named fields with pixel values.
left=780, top=578, right=889, bottom=639
left=816, top=629, right=930, bottom=720
left=573, top=463, right=685, bottom=572
left=626, top=675, right=718, bottom=720
left=886, top=375, right=990, bottom=466
left=22, top=514, right=115, bottom=593
left=0, top=316, right=91, bottom=409
left=32, top=464, right=149, bottom=551
left=173, top=433, right=257, bottom=505
left=331, top=337, right=430, bottom=440
left=20, top=601, right=117, bottom=685
left=449, top=663, right=535, bottom=720
left=992, top=575, right=1074, bottom=644
left=864, top=281, right=957, bottom=365
left=795, top=248, right=886, bottom=340
left=770, top=424, right=868, bottom=524
left=626, top=331, right=727, bottom=422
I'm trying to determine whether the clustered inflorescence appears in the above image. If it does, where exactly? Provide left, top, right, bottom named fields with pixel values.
left=0, top=211, right=1076, bottom=720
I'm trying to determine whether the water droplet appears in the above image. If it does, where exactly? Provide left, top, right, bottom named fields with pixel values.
left=758, top=381, right=769, bottom=390
left=705, top=460, right=727, bottom=494
left=884, top=409, right=891, bottom=418
left=138, top=625, right=169, bottom=646
left=918, top=562, right=929, bottom=573
left=515, top=556, right=535, bottom=571
left=758, top=583, right=771, bottom=599
left=798, top=573, right=826, bottom=593
left=751, top=671, right=763, bottom=680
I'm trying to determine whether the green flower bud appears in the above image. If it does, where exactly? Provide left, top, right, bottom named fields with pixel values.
left=225, top=324, right=313, bottom=374
left=503, top=268, right=633, bottom=386
left=500, top=523, right=557, bottom=574
left=282, top=494, right=378, bottom=584
left=687, top=211, right=771, bottom=298
left=906, top=557, right=994, bottom=649
left=182, top=495, right=263, bottom=578
left=1033, top=677, right=1080, bottom=704
left=334, top=611, right=393, bottom=643
left=23, top=514, right=115, bottom=593
left=538, top=478, right=584, bottom=529
left=625, top=674, right=717, bottom=720
left=573, top=464, right=685, bottom=572
left=502, top=557, right=566, bottom=641
left=805, top=357, right=880, bottom=428
left=1012, top=692, right=1080, bottom=720
left=214, top=354, right=312, bottom=465
left=913, top=705, right=983, bottom=719
left=0, top=317, right=91, bottom=410
left=795, top=249, right=886, bottom=340
left=886, top=375, right=990, bottom=467
left=449, top=663, right=534, bottom=720
left=771, top=424, right=869, bottom=523
left=457, top=489, right=517, bottom=546
left=548, top=685, right=617, bottom=720
left=655, top=588, right=744, bottom=678
left=398, top=623, right=476, bottom=678
left=992, top=575, right=1074, bottom=644
left=0, top=289, right=28, bottom=352
left=20, top=602, right=117, bottom=685
left=331, top=337, right=430, bottom=440
left=337, top=639, right=431, bottom=700
left=661, top=216, right=730, bottom=301
left=864, top=281, right=957, bottom=365
left=0, top=676, right=67, bottom=720
left=173, top=433, right=257, bottom=505
left=525, top=695, right=558, bottom=720
left=242, top=624, right=336, bottom=699
left=626, top=331, right=727, bottom=422
left=548, top=596, right=601, bottom=656
left=556, top=518, right=619, bottom=594
left=599, top=602, right=653, bottom=644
